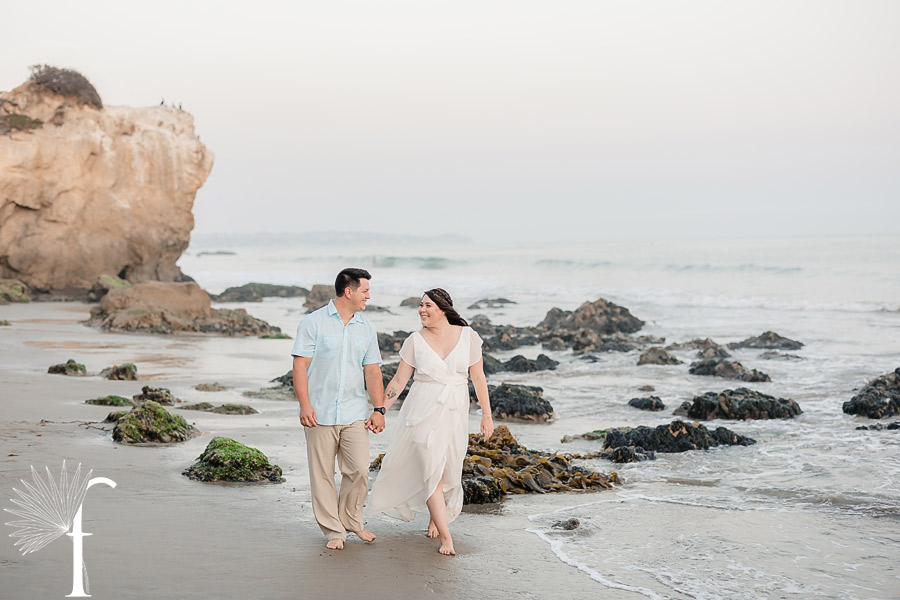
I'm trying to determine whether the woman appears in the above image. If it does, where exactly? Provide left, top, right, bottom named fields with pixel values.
left=368, top=288, right=493, bottom=555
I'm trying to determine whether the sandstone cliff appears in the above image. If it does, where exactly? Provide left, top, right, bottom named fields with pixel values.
left=0, top=74, right=213, bottom=296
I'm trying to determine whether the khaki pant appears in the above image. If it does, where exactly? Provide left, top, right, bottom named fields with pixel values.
left=304, top=420, right=370, bottom=541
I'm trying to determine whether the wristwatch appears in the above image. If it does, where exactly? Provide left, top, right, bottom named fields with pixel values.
left=373, top=407, right=386, bottom=415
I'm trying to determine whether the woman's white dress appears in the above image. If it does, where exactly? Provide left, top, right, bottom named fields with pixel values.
left=368, top=326, right=483, bottom=523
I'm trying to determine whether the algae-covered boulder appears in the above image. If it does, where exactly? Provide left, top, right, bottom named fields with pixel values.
left=181, top=402, right=215, bottom=411
left=133, top=385, right=180, bottom=405
left=85, top=395, right=134, bottom=407
left=0, top=279, right=31, bottom=304
left=842, top=368, right=900, bottom=419
left=211, top=282, right=309, bottom=302
left=183, top=437, right=284, bottom=483
left=112, top=400, right=198, bottom=443
left=0, top=320, right=10, bottom=326
left=688, top=358, right=771, bottom=382
left=462, top=477, right=503, bottom=504
left=489, top=383, right=555, bottom=422
left=181, top=402, right=258, bottom=415
left=48, top=359, right=86, bottom=376
left=87, top=273, right=132, bottom=302
left=687, top=388, right=802, bottom=420
left=100, top=363, right=138, bottom=380
left=603, top=420, right=755, bottom=458
left=195, top=382, right=229, bottom=391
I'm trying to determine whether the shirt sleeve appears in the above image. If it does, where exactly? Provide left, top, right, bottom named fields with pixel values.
left=398, top=333, right=416, bottom=369
left=363, top=326, right=382, bottom=365
left=468, top=327, right=484, bottom=367
left=291, top=318, right=316, bottom=357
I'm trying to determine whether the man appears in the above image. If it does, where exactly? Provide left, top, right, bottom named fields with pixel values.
left=292, top=267, right=386, bottom=550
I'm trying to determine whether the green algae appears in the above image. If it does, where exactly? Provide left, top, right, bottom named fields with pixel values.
left=183, top=437, right=283, bottom=483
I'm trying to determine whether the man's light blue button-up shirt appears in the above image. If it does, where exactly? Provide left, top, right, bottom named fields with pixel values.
left=291, top=300, right=382, bottom=426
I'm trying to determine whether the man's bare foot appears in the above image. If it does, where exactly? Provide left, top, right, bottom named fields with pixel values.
left=426, top=521, right=439, bottom=538
left=438, top=535, right=455, bottom=556
left=353, top=529, right=376, bottom=543
left=326, top=538, right=344, bottom=550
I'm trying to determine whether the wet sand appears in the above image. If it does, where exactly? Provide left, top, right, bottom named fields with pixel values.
left=0, top=303, right=637, bottom=600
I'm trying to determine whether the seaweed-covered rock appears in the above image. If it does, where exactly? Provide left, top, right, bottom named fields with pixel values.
left=728, top=331, right=804, bottom=350
left=667, top=338, right=730, bottom=359
left=48, top=359, right=86, bottom=376
left=211, top=282, right=309, bottom=302
left=183, top=437, right=284, bottom=482
left=628, top=396, right=666, bottom=411
left=105, top=410, right=129, bottom=422
left=689, top=358, right=771, bottom=382
left=842, top=368, right=900, bottom=419
left=538, top=298, right=644, bottom=335
left=210, top=404, right=258, bottom=415
left=86, top=273, right=131, bottom=302
left=673, top=401, right=692, bottom=416
left=100, top=363, right=138, bottom=380
left=462, top=477, right=504, bottom=504
left=0, top=320, right=9, bottom=326
left=85, top=395, right=134, bottom=407
left=687, top=388, right=802, bottom=420
left=637, top=347, right=683, bottom=366
left=0, top=279, right=31, bottom=304
left=489, top=383, right=555, bottom=422
left=181, top=402, right=215, bottom=411
left=112, top=400, right=198, bottom=443
left=133, top=385, right=180, bottom=406
left=560, top=429, right=607, bottom=443
left=195, top=382, right=228, bottom=391
left=600, top=446, right=656, bottom=463
left=304, top=284, right=334, bottom=312
left=496, top=354, right=560, bottom=373
left=603, top=420, right=755, bottom=454
left=468, top=298, right=517, bottom=310
left=856, top=421, right=900, bottom=431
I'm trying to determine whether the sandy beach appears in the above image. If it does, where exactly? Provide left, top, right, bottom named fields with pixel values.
left=0, top=302, right=639, bottom=600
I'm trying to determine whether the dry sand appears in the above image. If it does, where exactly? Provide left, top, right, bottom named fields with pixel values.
left=0, top=303, right=638, bottom=600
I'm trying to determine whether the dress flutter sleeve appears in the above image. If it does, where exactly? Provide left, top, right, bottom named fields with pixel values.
left=468, top=327, right=484, bottom=367
left=398, top=333, right=416, bottom=368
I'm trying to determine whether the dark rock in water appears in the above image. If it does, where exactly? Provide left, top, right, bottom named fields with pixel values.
left=489, top=383, right=555, bottom=422
left=400, top=297, right=420, bottom=308
left=195, top=382, right=228, bottom=391
left=133, top=385, right=181, bottom=406
left=381, top=362, right=412, bottom=405
left=639, top=385, right=655, bottom=392
left=113, top=400, right=198, bottom=443
left=304, top=284, right=334, bottom=312
left=538, top=298, right=644, bottom=335
left=85, top=395, right=134, bottom=407
left=637, top=347, right=683, bottom=366
left=673, top=401, right=692, bottom=416
left=497, top=354, right=560, bottom=373
left=689, top=358, right=771, bottom=382
left=48, top=359, right=86, bottom=376
left=482, top=353, right=503, bottom=375
left=842, top=368, right=900, bottom=419
left=100, top=363, right=138, bottom=380
left=468, top=297, right=517, bottom=310
left=628, top=396, right=666, bottom=411
left=856, top=421, right=900, bottom=431
left=667, top=338, right=730, bottom=359
left=687, top=388, right=802, bottom=420
left=579, top=354, right=601, bottom=363
left=560, top=429, right=607, bottom=443
left=552, top=518, right=580, bottom=530
left=183, top=436, right=284, bottom=482
left=471, top=318, right=541, bottom=351
left=600, top=446, right=656, bottom=463
left=378, top=330, right=410, bottom=354
left=462, top=477, right=504, bottom=504
left=543, top=337, right=566, bottom=351
left=758, top=350, right=803, bottom=361
left=211, top=282, right=309, bottom=302
left=728, top=331, right=804, bottom=350
left=603, top=420, right=755, bottom=454
left=568, top=330, right=638, bottom=355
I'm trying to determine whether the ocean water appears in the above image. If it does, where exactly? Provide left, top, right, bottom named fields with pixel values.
left=180, top=234, right=900, bottom=599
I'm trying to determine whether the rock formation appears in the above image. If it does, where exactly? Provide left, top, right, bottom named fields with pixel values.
left=637, top=347, right=683, bottom=366
left=183, top=437, right=283, bottom=483
left=728, top=331, right=804, bottom=351
left=843, top=368, right=900, bottom=419
left=0, top=69, right=213, bottom=296
left=688, top=358, right=771, bottom=382
left=686, top=388, right=802, bottom=420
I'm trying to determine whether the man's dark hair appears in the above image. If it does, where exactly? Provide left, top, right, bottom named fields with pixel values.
left=335, top=268, right=372, bottom=297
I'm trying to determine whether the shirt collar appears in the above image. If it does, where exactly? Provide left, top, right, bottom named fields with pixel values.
left=327, top=299, right=363, bottom=324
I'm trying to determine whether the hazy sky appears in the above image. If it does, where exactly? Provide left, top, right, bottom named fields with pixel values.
left=3, top=1, right=899, bottom=242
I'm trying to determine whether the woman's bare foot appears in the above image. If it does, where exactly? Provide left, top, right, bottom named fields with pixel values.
left=326, top=538, right=344, bottom=550
left=353, top=529, right=376, bottom=543
left=438, top=534, right=455, bottom=556
left=426, top=521, right=439, bottom=538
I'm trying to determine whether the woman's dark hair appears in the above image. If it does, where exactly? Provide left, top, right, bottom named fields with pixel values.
left=335, top=268, right=372, bottom=296
left=423, top=288, right=468, bottom=327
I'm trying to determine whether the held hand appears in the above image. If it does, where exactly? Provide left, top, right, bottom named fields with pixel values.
left=481, top=414, right=494, bottom=441
left=365, top=412, right=386, bottom=434
left=299, top=404, right=317, bottom=428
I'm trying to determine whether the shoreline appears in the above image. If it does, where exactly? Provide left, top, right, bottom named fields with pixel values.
left=0, top=302, right=640, bottom=600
